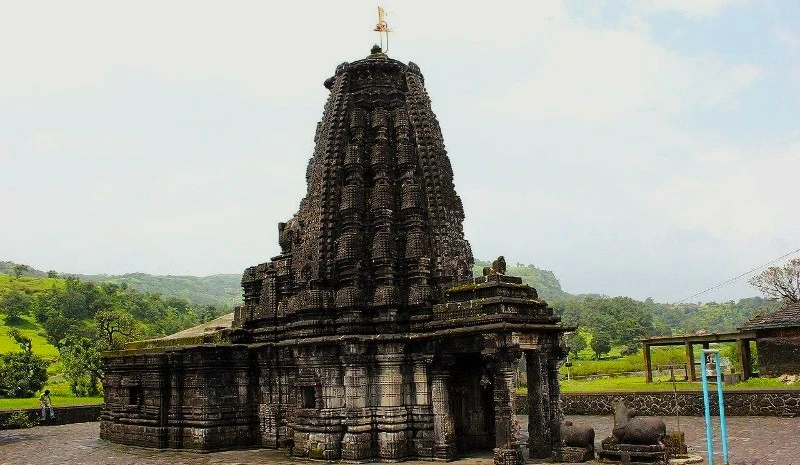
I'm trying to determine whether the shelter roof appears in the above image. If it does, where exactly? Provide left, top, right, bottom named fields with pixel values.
left=739, top=302, right=800, bottom=331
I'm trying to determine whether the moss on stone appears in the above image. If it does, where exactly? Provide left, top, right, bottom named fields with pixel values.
left=446, top=283, right=478, bottom=293
left=123, top=332, right=224, bottom=350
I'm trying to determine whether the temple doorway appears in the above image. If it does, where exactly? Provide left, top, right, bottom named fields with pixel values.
left=449, top=353, right=495, bottom=454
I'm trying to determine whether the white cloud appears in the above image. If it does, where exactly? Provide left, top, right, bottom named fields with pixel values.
left=649, top=140, right=800, bottom=241
left=0, top=0, right=796, bottom=302
left=774, top=26, right=800, bottom=50
left=484, top=26, right=764, bottom=124
left=649, top=0, right=746, bottom=18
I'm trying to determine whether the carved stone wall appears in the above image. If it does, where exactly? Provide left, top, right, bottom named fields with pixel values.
left=101, top=345, right=255, bottom=451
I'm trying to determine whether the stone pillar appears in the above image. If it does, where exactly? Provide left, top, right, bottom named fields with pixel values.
left=257, top=349, right=279, bottom=448
left=644, top=343, right=653, bottom=383
left=431, top=361, right=457, bottom=460
left=413, top=355, right=431, bottom=406
left=340, top=343, right=372, bottom=461
left=315, top=354, right=345, bottom=460
left=526, top=350, right=544, bottom=456
left=526, top=348, right=555, bottom=460
left=545, top=350, right=562, bottom=455
left=685, top=342, right=696, bottom=382
left=375, top=342, right=408, bottom=460
left=491, top=350, right=523, bottom=465
left=410, top=355, right=434, bottom=457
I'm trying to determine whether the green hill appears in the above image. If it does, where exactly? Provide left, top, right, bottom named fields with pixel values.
left=1, top=261, right=241, bottom=307
left=89, top=273, right=241, bottom=307
left=473, top=259, right=570, bottom=301
left=3, top=258, right=777, bottom=351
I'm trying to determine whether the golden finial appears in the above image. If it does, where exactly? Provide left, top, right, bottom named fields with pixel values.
left=374, top=6, right=392, bottom=53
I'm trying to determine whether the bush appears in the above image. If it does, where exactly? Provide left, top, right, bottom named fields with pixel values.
left=0, top=329, right=49, bottom=398
left=3, top=411, right=35, bottom=429
left=0, top=352, right=49, bottom=398
left=620, top=342, right=641, bottom=357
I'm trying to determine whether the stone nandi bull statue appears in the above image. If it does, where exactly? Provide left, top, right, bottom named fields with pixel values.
left=598, top=400, right=669, bottom=464
left=611, top=399, right=666, bottom=445
left=557, top=420, right=595, bottom=462
left=482, top=255, right=507, bottom=276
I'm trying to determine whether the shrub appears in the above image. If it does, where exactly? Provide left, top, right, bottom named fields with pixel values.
left=620, top=342, right=641, bottom=357
left=0, top=329, right=49, bottom=398
left=3, top=411, right=35, bottom=429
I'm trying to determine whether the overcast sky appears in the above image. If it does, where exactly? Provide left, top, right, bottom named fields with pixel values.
left=2, top=1, right=799, bottom=303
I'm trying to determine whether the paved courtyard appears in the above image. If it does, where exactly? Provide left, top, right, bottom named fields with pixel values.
left=0, top=415, right=797, bottom=465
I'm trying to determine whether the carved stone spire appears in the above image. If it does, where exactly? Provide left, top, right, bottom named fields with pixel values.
left=238, top=48, right=473, bottom=333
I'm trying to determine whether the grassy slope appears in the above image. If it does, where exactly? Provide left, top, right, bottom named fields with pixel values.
left=0, top=275, right=61, bottom=359
left=0, top=275, right=102, bottom=407
left=0, top=314, right=59, bottom=360
left=0, top=274, right=64, bottom=297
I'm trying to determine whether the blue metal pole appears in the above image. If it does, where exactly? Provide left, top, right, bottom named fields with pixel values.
left=701, top=350, right=714, bottom=465
left=714, top=352, right=729, bottom=465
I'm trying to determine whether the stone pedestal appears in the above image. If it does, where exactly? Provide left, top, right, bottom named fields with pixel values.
left=599, top=436, right=669, bottom=465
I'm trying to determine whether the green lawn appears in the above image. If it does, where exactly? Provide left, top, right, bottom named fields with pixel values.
left=564, top=345, right=687, bottom=378
left=553, top=375, right=800, bottom=393
left=0, top=377, right=103, bottom=410
left=0, top=396, right=102, bottom=410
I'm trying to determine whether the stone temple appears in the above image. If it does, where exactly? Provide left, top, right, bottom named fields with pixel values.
left=101, top=47, right=570, bottom=465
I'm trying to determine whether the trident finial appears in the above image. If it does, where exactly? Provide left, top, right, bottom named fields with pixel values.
left=374, top=6, right=391, bottom=53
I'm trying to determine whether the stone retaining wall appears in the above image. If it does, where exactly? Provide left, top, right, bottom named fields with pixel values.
left=515, top=390, right=800, bottom=417
left=0, top=405, right=102, bottom=429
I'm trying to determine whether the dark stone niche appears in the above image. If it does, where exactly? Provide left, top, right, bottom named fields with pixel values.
left=100, top=48, right=570, bottom=465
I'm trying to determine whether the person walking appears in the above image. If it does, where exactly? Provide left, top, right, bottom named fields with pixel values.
left=39, top=389, right=55, bottom=420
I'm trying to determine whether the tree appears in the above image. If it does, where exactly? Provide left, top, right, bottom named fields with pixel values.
left=591, top=332, right=612, bottom=360
left=0, top=329, right=49, bottom=398
left=60, top=337, right=102, bottom=396
left=12, top=264, right=29, bottom=279
left=40, top=311, right=84, bottom=348
left=47, top=270, right=58, bottom=278
left=749, top=258, right=800, bottom=303
left=1, top=290, right=33, bottom=323
left=200, top=305, right=223, bottom=323
left=94, top=310, right=139, bottom=350
left=566, top=331, right=587, bottom=358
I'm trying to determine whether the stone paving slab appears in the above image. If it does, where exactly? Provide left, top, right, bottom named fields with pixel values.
left=0, top=415, right=797, bottom=465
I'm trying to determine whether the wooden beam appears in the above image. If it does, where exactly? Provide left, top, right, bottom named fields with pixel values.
left=738, top=339, right=751, bottom=381
left=643, top=343, right=653, bottom=383
left=685, top=342, right=696, bottom=382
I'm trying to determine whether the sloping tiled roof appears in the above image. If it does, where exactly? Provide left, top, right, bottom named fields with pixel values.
left=740, top=302, right=800, bottom=330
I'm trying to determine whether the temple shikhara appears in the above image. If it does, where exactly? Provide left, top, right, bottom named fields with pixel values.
left=101, top=46, right=570, bottom=465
